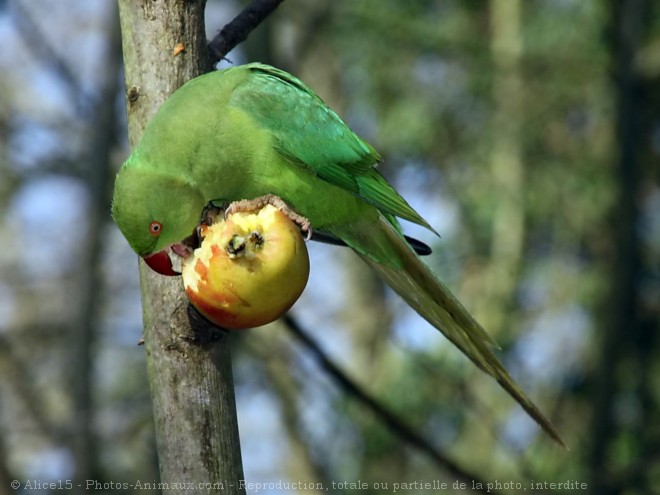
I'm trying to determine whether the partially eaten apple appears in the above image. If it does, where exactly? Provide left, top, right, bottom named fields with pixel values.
left=182, top=204, right=310, bottom=329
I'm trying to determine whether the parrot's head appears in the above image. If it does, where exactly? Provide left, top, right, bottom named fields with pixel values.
left=111, top=164, right=205, bottom=276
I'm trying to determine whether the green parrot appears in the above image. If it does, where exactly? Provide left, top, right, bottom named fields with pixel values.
left=111, top=63, right=564, bottom=447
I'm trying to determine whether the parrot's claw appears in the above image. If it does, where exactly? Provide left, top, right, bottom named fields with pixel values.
left=201, top=202, right=224, bottom=227
left=197, top=203, right=224, bottom=241
left=225, top=194, right=313, bottom=241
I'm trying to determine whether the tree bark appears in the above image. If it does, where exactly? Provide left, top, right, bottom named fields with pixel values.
left=116, top=1, right=245, bottom=492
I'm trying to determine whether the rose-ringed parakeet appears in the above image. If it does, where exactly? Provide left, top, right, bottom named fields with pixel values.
left=111, top=63, right=564, bottom=446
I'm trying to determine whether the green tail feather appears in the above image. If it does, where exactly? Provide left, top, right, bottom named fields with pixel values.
left=347, top=216, right=567, bottom=448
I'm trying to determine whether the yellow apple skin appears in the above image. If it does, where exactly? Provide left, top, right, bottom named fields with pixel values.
left=182, top=205, right=310, bottom=329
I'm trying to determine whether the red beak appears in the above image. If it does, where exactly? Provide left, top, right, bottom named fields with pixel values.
left=143, top=250, right=180, bottom=276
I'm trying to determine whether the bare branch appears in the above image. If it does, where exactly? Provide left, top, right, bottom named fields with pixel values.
left=208, top=0, right=285, bottom=63
left=283, top=315, right=500, bottom=494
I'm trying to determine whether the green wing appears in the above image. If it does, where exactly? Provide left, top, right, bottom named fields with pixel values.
left=229, top=63, right=436, bottom=233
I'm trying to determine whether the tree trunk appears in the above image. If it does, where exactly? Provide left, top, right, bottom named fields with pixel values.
left=589, top=1, right=649, bottom=493
left=116, top=1, right=245, bottom=491
left=482, top=0, right=525, bottom=335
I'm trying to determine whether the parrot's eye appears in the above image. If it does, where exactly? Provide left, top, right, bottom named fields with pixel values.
left=149, top=221, right=163, bottom=236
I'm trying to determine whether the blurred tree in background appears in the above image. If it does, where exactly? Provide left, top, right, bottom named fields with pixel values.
left=0, top=0, right=658, bottom=494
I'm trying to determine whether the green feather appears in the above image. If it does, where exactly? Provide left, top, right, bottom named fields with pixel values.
left=111, top=63, right=566, bottom=447
left=231, top=64, right=436, bottom=233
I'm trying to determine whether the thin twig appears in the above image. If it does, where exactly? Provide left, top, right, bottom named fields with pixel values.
left=208, top=0, right=285, bottom=63
left=283, top=314, right=501, bottom=495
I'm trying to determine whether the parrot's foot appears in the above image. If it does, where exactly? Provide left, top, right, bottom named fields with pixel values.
left=225, top=195, right=312, bottom=241
left=200, top=202, right=223, bottom=227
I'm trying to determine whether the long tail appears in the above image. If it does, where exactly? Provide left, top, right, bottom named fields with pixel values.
left=338, top=215, right=566, bottom=448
